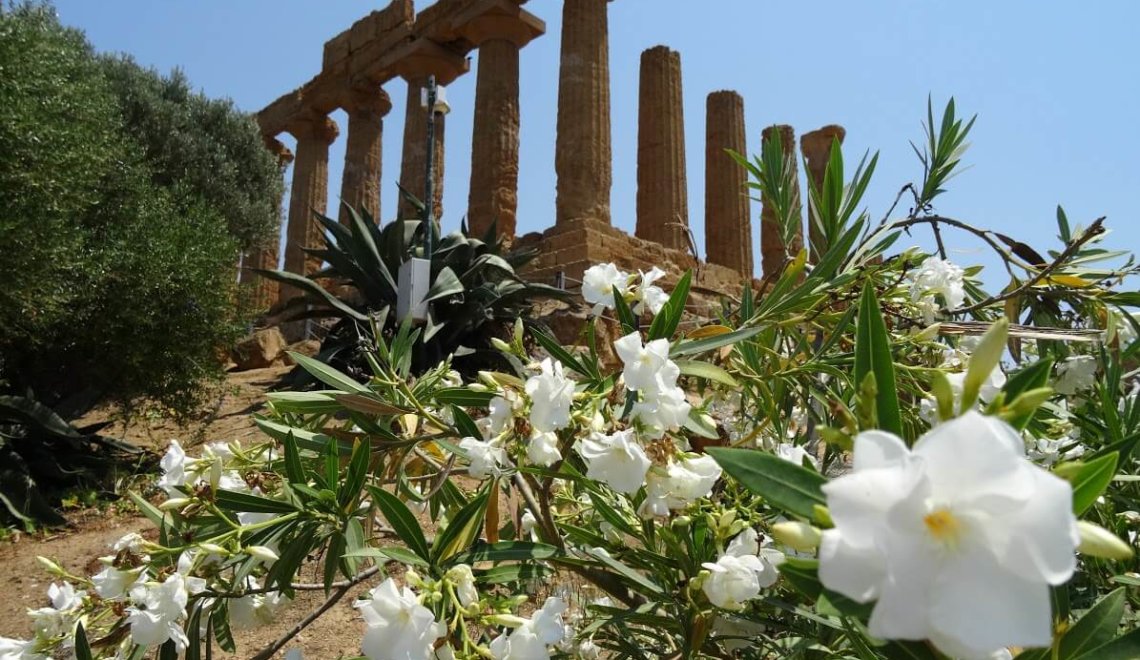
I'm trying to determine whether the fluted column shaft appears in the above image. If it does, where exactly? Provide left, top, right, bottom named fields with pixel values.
left=759, top=124, right=803, bottom=279
left=468, top=38, right=521, bottom=239
left=398, top=78, right=445, bottom=221
left=246, top=137, right=294, bottom=310
left=801, top=125, right=846, bottom=262
left=285, top=115, right=338, bottom=291
left=636, top=46, right=688, bottom=250
left=555, top=0, right=611, bottom=226
left=340, top=87, right=392, bottom=225
left=705, top=91, right=751, bottom=276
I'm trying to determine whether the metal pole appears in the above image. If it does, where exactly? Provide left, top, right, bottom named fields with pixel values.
left=423, top=75, right=438, bottom=261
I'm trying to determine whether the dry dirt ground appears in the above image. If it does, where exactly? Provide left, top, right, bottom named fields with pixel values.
left=0, top=365, right=385, bottom=659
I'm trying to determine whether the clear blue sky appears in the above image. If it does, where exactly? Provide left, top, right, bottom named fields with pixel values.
left=52, top=0, right=1140, bottom=281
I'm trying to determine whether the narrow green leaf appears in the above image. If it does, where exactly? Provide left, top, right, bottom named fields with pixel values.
left=424, top=266, right=465, bottom=302
left=449, top=541, right=560, bottom=565
left=854, top=284, right=902, bottom=436
left=670, top=326, right=763, bottom=358
left=74, top=622, right=94, bottom=660
left=283, top=432, right=306, bottom=485
left=675, top=359, right=738, bottom=387
left=432, top=486, right=490, bottom=563
left=612, top=285, right=638, bottom=334
left=434, top=387, right=497, bottom=408
left=368, top=485, right=431, bottom=561
left=288, top=352, right=369, bottom=394
left=215, top=489, right=297, bottom=514
left=706, top=447, right=826, bottom=518
left=1058, top=587, right=1125, bottom=659
left=1069, top=452, right=1119, bottom=515
left=1075, top=627, right=1140, bottom=660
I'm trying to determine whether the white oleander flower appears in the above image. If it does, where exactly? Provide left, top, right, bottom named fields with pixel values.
left=486, top=392, right=521, bottom=437
left=230, top=578, right=286, bottom=629
left=818, top=412, right=1079, bottom=659
left=631, top=385, right=691, bottom=438
left=1027, top=437, right=1085, bottom=467
left=911, top=257, right=966, bottom=321
left=28, top=582, right=84, bottom=639
left=126, top=573, right=190, bottom=651
left=526, top=359, right=575, bottom=433
left=632, top=267, right=669, bottom=316
left=157, top=440, right=189, bottom=496
left=1055, top=355, right=1097, bottom=395
left=92, top=562, right=145, bottom=601
left=458, top=436, right=506, bottom=479
left=356, top=578, right=445, bottom=660
left=0, top=637, right=45, bottom=660
left=577, top=430, right=651, bottom=494
left=527, top=430, right=562, bottom=467
left=920, top=364, right=1007, bottom=424
left=614, top=331, right=678, bottom=394
left=112, top=532, right=148, bottom=555
left=776, top=442, right=819, bottom=470
left=581, top=263, right=631, bottom=316
left=520, top=511, right=538, bottom=538
left=639, top=455, right=722, bottom=518
left=489, top=596, right=567, bottom=660
left=701, top=529, right=783, bottom=609
left=446, top=564, right=479, bottom=608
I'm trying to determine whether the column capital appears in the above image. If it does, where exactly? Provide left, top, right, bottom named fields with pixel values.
left=286, top=113, right=339, bottom=145
left=342, top=85, right=393, bottom=118
left=801, top=124, right=846, bottom=157
left=393, top=39, right=469, bottom=86
left=454, top=1, right=545, bottom=48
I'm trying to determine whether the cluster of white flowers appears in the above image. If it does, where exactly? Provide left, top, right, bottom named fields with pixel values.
left=1054, top=355, right=1098, bottom=395
left=700, top=529, right=785, bottom=610
left=818, top=412, right=1079, bottom=658
left=919, top=359, right=1007, bottom=424
left=356, top=578, right=446, bottom=660
left=489, top=596, right=569, bottom=659
left=0, top=581, right=86, bottom=658
left=581, top=263, right=669, bottom=317
left=640, top=454, right=722, bottom=518
left=158, top=440, right=246, bottom=497
left=910, top=256, right=966, bottom=322
left=614, top=331, right=691, bottom=438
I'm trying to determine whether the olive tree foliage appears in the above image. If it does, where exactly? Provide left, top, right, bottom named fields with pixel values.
left=0, top=2, right=280, bottom=420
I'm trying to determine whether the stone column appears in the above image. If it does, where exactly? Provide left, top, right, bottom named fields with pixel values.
left=339, top=87, right=391, bottom=225
left=801, top=125, right=846, bottom=262
left=244, top=137, right=293, bottom=310
left=466, top=25, right=525, bottom=239
left=284, top=114, right=338, bottom=289
left=555, top=0, right=612, bottom=227
left=704, top=91, right=751, bottom=277
left=635, top=46, right=688, bottom=250
left=398, top=77, right=446, bottom=222
left=759, top=124, right=803, bottom=279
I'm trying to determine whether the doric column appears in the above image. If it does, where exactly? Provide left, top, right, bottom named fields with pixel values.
left=398, top=77, right=446, bottom=221
left=555, top=0, right=612, bottom=226
left=801, top=125, right=846, bottom=262
left=245, top=137, right=292, bottom=310
left=704, top=91, right=751, bottom=277
left=759, top=124, right=803, bottom=279
left=635, top=45, right=688, bottom=250
left=284, top=114, right=338, bottom=290
left=339, top=86, right=391, bottom=225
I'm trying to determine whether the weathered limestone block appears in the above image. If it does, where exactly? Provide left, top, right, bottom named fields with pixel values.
left=398, top=77, right=447, bottom=221
left=231, top=327, right=287, bottom=371
left=801, top=124, right=846, bottom=261
left=339, top=86, right=392, bottom=224
left=759, top=124, right=804, bottom=280
left=284, top=114, right=338, bottom=291
left=555, top=0, right=612, bottom=227
left=704, top=91, right=752, bottom=277
left=636, top=46, right=689, bottom=251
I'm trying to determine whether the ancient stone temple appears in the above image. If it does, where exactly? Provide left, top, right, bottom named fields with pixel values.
left=249, top=0, right=846, bottom=309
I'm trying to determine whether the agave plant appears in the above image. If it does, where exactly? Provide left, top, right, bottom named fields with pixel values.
left=258, top=203, right=567, bottom=384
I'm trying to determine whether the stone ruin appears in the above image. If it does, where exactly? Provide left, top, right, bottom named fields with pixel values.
left=240, top=0, right=848, bottom=311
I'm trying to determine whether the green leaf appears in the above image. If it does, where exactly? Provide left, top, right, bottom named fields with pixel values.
left=215, top=489, right=297, bottom=514
left=335, top=393, right=413, bottom=416
left=450, top=406, right=483, bottom=441
left=74, top=622, right=94, bottom=660
left=283, top=432, right=306, bottom=485
left=612, top=285, right=638, bottom=334
left=582, top=547, right=663, bottom=595
left=255, top=268, right=370, bottom=321
left=340, top=440, right=370, bottom=510
left=706, top=447, right=826, bottom=518
left=432, top=486, right=491, bottom=563
left=475, top=563, right=554, bottom=584
left=1076, top=627, right=1140, bottom=660
left=670, top=326, right=763, bottom=358
left=529, top=325, right=591, bottom=377
left=1003, top=359, right=1054, bottom=430
left=449, top=541, right=560, bottom=565
left=424, top=266, right=465, bottom=302
left=212, top=600, right=236, bottom=652
left=647, top=270, right=692, bottom=341
left=288, top=352, right=369, bottom=394
left=854, top=283, right=902, bottom=436
left=265, top=390, right=343, bottom=415
left=368, top=485, right=431, bottom=561
left=1058, top=587, right=1125, bottom=659
left=255, top=416, right=352, bottom=455
left=675, top=359, right=738, bottom=387
left=1069, top=452, right=1118, bottom=515
left=344, top=545, right=430, bottom=568
left=434, top=387, right=497, bottom=408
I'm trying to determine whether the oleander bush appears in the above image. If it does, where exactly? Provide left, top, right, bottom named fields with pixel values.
left=9, top=100, right=1140, bottom=660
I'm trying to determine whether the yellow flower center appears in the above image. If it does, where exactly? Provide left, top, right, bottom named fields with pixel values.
left=923, top=508, right=962, bottom=546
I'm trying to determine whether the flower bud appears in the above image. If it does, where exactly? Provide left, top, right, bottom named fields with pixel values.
left=770, top=521, right=822, bottom=552
left=199, top=543, right=229, bottom=555
left=672, top=515, right=691, bottom=531
left=1077, top=521, right=1134, bottom=560
left=812, top=505, right=834, bottom=528
left=488, top=613, right=529, bottom=628
left=36, top=556, right=65, bottom=576
left=914, top=323, right=943, bottom=342
left=160, top=497, right=191, bottom=511
left=245, top=545, right=280, bottom=563
left=717, top=510, right=737, bottom=531
left=490, top=338, right=512, bottom=354
left=404, top=568, right=423, bottom=588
